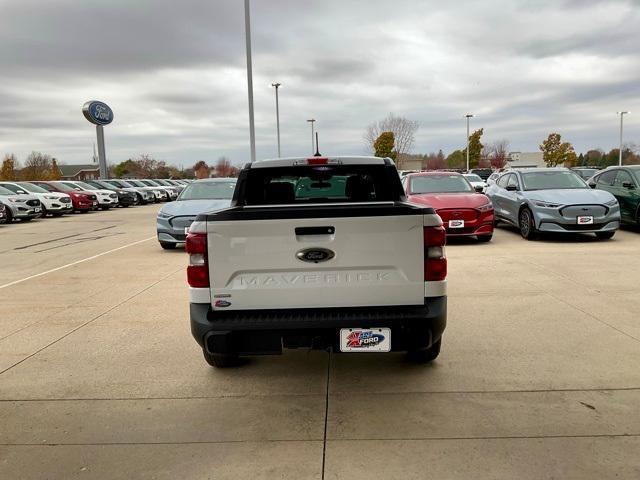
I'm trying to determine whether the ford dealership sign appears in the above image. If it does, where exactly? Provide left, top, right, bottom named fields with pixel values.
left=82, top=100, right=113, bottom=126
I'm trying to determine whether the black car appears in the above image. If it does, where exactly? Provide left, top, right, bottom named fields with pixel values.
left=469, top=168, right=493, bottom=180
left=84, top=180, right=137, bottom=207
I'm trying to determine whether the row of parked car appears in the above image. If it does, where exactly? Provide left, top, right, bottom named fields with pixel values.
left=400, top=165, right=640, bottom=242
left=0, top=178, right=193, bottom=224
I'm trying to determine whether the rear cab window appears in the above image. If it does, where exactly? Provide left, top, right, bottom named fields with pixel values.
left=240, top=165, right=402, bottom=205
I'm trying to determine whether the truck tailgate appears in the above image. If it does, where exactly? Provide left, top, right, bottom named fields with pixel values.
left=207, top=212, right=424, bottom=310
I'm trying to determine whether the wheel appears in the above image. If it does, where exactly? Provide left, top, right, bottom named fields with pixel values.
left=203, top=349, right=239, bottom=368
left=595, top=231, right=615, bottom=240
left=477, top=234, right=493, bottom=243
left=408, top=338, right=441, bottom=363
left=518, top=208, right=537, bottom=240
left=5, top=208, right=13, bottom=223
left=159, top=241, right=177, bottom=250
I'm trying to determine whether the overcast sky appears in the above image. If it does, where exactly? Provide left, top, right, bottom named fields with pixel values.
left=1, top=0, right=639, bottom=167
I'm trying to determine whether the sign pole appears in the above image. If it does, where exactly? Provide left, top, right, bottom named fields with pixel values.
left=96, top=125, right=108, bottom=179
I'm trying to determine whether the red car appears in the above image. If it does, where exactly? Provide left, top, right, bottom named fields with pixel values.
left=402, top=172, right=494, bottom=242
left=31, top=181, right=98, bottom=212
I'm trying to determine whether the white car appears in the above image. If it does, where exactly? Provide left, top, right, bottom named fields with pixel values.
left=0, top=181, right=73, bottom=217
left=463, top=173, right=487, bottom=193
left=125, top=179, right=166, bottom=202
left=53, top=181, right=119, bottom=210
left=486, top=172, right=500, bottom=187
left=140, top=179, right=178, bottom=200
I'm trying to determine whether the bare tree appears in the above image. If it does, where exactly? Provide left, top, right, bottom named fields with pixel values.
left=487, top=139, right=510, bottom=170
left=365, top=113, right=419, bottom=159
left=21, top=151, right=55, bottom=180
left=214, top=157, right=239, bottom=178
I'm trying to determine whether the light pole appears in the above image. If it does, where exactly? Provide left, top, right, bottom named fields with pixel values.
left=271, top=83, right=282, bottom=157
left=465, top=114, right=474, bottom=172
left=617, top=111, right=630, bottom=166
left=307, top=119, right=316, bottom=155
left=244, top=0, right=256, bottom=163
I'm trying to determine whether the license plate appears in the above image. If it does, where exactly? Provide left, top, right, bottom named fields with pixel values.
left=448, top=219, right=464, bottom=228
left=577, top=215, right=594, bottom=225
left=340, top=328, right=391, bottom=352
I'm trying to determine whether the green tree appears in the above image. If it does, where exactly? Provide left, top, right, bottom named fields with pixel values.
left=539, top=133, right=577, bottom=167
left=462, top=128, right=484, bottom=169
left=446, top=150, right=464, bottom=169
left=0, top=154, right=19, bottom=180
left=584, top=149, right=604, bottom=167
left=373, top=131, right=397, bottom=160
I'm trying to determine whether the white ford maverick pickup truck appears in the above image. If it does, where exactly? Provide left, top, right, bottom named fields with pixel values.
left=187, top=156, right=447, bottom=367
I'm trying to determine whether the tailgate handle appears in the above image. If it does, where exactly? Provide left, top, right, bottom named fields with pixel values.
left=295, top=226, right=335, bottom=235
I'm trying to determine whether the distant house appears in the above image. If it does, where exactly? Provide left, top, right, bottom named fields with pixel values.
left=59, top=164, right=100, bottom=181
left=507, top=152, right=545, bottom=169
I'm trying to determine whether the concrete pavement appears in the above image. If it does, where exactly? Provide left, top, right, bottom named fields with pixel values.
left=1, top=206, right=639, bottom=479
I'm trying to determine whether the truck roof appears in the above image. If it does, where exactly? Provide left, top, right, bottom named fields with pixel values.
left=249, top=156, right=390, bottom=169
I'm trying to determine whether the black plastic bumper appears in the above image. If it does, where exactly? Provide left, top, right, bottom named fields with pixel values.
left=190, top=297, right=447, bottom=356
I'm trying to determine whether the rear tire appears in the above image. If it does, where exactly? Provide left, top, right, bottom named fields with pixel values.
left=477, top=234, right=493, bottom=243
left=519, top=208, right=537, bottom=240
left=407, top=338, right=441, bottom=363
left=595, top=231, right=615, bottom=240
left=203, top=349, right=239, bottom=368
left=159, top=241, right=177, bottom=250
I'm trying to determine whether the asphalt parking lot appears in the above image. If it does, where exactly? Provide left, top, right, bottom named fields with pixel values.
left=1, top=206, right=640, bottom=479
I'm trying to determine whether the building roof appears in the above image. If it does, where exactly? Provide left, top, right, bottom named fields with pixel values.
left=58, top=164, right=100, bottom=176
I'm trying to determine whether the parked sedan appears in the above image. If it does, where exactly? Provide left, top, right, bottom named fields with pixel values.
left=31, top=181, right=97, bottom=212
left=402, top=171, right=494, bottom=242
left=0, top=181, right=72, bottom=217
left=463, top=173, right=487, bottom=193
left=487, top=168, right=620, bottom=240
left=156, top=178, right=237, bottom=249
left=84, top=180, right=136, bottom=207
left=0, top=185, right=42, bottom=222
left=587, top=166, right=640, bottom=227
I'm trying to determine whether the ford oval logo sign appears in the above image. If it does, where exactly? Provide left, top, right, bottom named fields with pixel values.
left=82, top=100, right=114, bottom=126
left=296, top=248, right=335, bottom=263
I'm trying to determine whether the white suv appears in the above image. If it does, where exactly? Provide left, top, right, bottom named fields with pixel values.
left=0, top=181, right=72, bottom=217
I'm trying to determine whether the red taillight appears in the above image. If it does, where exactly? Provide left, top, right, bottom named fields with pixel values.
left=307, top=157, right=329, bottom=165
left=186, top=232, right=209, bottom=288
left=424, top=225, right=447, bottom=281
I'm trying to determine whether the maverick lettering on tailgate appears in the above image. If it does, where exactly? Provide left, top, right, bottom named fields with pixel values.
left=234, top=271, right=393, bottom=288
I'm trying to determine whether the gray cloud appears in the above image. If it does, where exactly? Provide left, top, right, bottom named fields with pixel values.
left=0, top=0, right=638, bottom=166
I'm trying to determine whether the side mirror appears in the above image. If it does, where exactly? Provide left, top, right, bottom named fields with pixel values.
left=474, top=185, right=484, bottom=193
left=588, top=183, right=596, bottom=189
left=505, top=185, right=518, bottom=192
left=622, top=181, right=635, bottom=189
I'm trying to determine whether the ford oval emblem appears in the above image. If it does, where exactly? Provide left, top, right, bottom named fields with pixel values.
left=82, top=100, right=114, bottom=126
left=296, top=248, right=335, bottom=263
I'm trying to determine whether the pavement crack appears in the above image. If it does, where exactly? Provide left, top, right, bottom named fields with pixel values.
left=321, top=348, right=332, bottom=480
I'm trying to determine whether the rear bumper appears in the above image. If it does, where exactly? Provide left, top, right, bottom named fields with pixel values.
left=190, top=297, right=447, bottom=355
